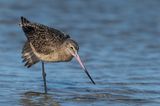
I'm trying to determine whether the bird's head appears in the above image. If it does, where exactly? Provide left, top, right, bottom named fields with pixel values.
left=63, top=38, right=95, bottom=84
left=64, top=38, right=79, bottom=56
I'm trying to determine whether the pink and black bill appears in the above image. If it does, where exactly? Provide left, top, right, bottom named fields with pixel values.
left=70, top=51, right=96, bottom=84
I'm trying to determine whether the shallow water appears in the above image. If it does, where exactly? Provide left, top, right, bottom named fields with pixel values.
left=0, top=0, right=160, bottom=106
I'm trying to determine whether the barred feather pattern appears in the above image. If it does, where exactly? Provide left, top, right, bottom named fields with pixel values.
left=22, top=42, right=39, bottom=68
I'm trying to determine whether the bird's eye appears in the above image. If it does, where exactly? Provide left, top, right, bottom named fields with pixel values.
left=70, top=47, right=74, bottom=50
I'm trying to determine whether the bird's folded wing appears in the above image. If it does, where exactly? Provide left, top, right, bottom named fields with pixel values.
left=20, top=17, right=70, bottom=54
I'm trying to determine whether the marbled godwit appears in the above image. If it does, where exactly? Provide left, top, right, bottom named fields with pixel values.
left=20, top=16, right=95, bottom=93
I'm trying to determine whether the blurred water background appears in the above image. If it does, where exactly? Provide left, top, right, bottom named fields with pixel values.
left=0, top=0, right=160, bottom=106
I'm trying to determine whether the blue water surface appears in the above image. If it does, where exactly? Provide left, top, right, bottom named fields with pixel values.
left=0, top=0, right=160, bottom=106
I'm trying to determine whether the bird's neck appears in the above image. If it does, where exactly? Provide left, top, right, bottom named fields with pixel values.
left=58, top=48, right=73, bottom=62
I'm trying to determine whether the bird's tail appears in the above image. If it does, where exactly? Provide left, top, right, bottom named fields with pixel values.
left=19, top=16, right=30, bottom=27
left=19, top=16, right=35, bottom=38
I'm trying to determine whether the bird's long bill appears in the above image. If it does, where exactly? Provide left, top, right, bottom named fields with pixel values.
left=73, top=52, right=95, bottom=85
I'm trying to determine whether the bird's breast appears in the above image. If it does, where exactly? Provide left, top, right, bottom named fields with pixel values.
left=38, top=53, right=73, bottom=62
left=30, top=42, right=73, bottom=62
left=33, top=50, right=73, bottom=62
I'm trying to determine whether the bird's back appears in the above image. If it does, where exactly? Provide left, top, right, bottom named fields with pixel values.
left=20, top=17, right=70, bottom=54
left=20, top=17, right=70, bottom=67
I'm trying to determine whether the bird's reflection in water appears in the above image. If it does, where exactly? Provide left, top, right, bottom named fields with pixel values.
left=20, top=91, right=60, bottom=106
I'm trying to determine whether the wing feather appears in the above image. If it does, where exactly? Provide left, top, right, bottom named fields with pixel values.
left=20, top=16, right=70, bottom=55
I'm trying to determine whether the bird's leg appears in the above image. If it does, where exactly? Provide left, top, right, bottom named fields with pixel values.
left=42, top=62, right=47, bottom=94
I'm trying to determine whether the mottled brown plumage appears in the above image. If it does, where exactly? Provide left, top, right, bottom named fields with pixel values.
left=20, top=16, right=95, bottom=93
left=20, top=17, right=77, bottom=67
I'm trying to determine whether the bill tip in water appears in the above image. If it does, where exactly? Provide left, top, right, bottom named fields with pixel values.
left=91, top=79, right=96, bottom=85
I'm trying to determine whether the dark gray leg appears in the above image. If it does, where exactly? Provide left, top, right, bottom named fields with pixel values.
left=42, top=62, right=47, bottom=94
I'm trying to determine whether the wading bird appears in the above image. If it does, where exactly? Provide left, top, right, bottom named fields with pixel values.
left=20, top=17, right=95, bottom=94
